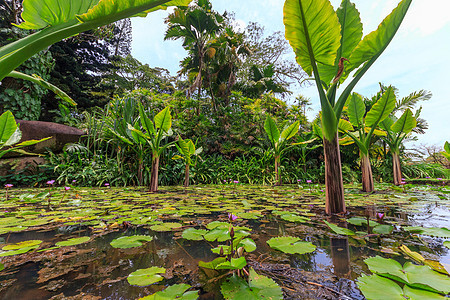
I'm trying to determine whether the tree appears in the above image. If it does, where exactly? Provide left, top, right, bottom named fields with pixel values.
left=283, top=0, right=411, bottom=214
left=339, top=88, right=396, bottom=192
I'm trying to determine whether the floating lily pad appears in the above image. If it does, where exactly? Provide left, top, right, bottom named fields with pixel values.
left=55, top=236, right=90, bottom=247
left=357, top=274, right=405, bottom=300
left=140, top=283, right=198, bottom=300
left=220, top=268, right=283, bottom=300
left=2, top=240, right=42, bottom=250
left=182, top=228, right=207, bottom=241
left=0, top=245, right=40, bottom=257
left=199, top=257, right=226, bottom=269
left=0, top=263, right=4, bottom=271
left=323, top=221, right=355, bottom=236
left=280, top=213, right=309, bottom=223
left=127, top=266, right=166, bottom=286
left=403, top=285, right=446, bottom=300
left=347, top=217, right=379, bottom=227
left=110, top=235, right=153, bottom=249
left=150, top=222, right=182, bottom=232
left=403, top=226, right=450, bottom=238
left=444, top=241, right=450, bottom=249
left=373, top=224, right=393, bottom=235
left=267, top=236, right=316, bottom=254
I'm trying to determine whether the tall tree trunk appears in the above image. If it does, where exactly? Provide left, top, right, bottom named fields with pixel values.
left=149, top=155, right=160, bottom=192
left=323, top=134, right=346, bottom=214
left=274, top=155, right=282, bottom=186
left=184, top=164, right=190, bottom=187
left=360, top=153, right=374, bottom=193
left=392, top=151, right=402, bottom=185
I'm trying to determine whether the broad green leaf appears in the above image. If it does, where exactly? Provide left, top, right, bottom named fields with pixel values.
left=199, top=257, right=226, bottom=269
left=444, top=241, right=450, bottom=249
left=0, top=111, right=17, bottom=144
left=365, top=86, right=396, bottom=127
left=403, top=226, right=450, bottom=238
left=187, top=139, right=195, bottom=155
left=216, top=257, right=247, bottom=270
left=267, top=236, right=316, bottom=254
left=283, top=0, right=341, bottom=76
left=55, top=236, right=90, bottom=247
left=347, top=217, right=378, bottom=227
left=324, top=220, right=355, bottom=236
left=140, top=284, right=198, bottom=300
left=16, top=0, right=99, bottom=29
left=364, top=127, right=386, bottom=136
left=403, top=286, right=446, bottom=300
left=372, top=224, right=393, bottom=235
left=347, top=0, right=412, bottom=75
left=280, top=121, right=299, bottom=141
left=110, top=235, right=153, bottom=249
left=150, top=222, right=182, bottom=232
left=318, top=0, right=363, bottom=84
left=391, top=108, right=416, bottom=134
left=404, top=262, right=450, bottom=294
left=182, top=228, right=207, bottom=241
left=138, top=103, right=155, bottom=136
left=444, top=141, right=450, bottom=154
left=0, top=245, right=40, bottom=256
left=364, top=256, right=407, bottom=283
left=347, top=93, right=365, bottom=127
left=4, top=128, right=22, bottom=147
left=237, top=238, right=257, bottom=253
left=221, top=268, right=283, bottom=300
left=280, top=213, right=309, bottom=223
left=154, top=107, right=172, bottom=132
left=357, top=274, right=405, bottom=300
left=127, top=266, right=165, bottom=286
left=2, top=240, right=42, bottom=250
left=264, top=115, right=280, bottom=144
left=338, top=119, right=354, bottom=133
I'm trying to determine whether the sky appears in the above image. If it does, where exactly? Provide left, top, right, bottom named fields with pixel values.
left=131, top=0, right=450, bottom=149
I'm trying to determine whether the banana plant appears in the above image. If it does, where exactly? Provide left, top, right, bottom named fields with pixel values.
left=0, top=0, right=191, bottom=82
left=283, top=0, right=411, bottom=213
left=442, top=142, right=450, bottom=160
left=173, top=137, right=203, bottom=187
left=0, top=111, right=50, bottom=159
left=339, top=88, right=396, bottom=192
left=379, top=109, right=417, bottom=185
left=129, top=104, right=175, bottom=192
left=264, top=115, right=300, bottom=186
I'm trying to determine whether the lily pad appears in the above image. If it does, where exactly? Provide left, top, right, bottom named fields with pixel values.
left=323, top=221, right=355, bottom=236
left=150, top=222, right=182, bottom=232
left=372, top=224, right=393, bottom=235
left=280, top=213, right=309, bottom=223
left=110, top=235, right=153, bottom=249
left=182, top=228, right=207, bottom=241
left=55, top=236, right=90, bottom=247
left=403, top=285, right=446, bottom=300
left=127, top=266, right=166, bottom=286
left=216, top=257, right=247, bottom=270
left=444, top=241, right=450, bottom=249
left=403, top=226, right=450, bottom=238
left=140, top=283, right=198, bottom=300
left=357, top=274, right=405, bottom=300
left=347, top=217, right=378, bottom=227
left=2, top=240, right=42, bottom=250
left=267, top=236, right=316, bottom=254
left=0, top=245, right=39, bottom=257
left=220, top=268, right=283, bottom=300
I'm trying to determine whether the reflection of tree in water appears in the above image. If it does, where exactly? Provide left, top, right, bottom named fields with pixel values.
left=330, top=238, right=351, bottom=278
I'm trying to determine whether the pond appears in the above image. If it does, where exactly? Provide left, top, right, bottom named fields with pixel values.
left=0, top=183, right=449, bottom=299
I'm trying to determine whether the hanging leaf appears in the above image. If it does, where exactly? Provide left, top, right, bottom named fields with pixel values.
left=127, top=266, right=166, bottom=286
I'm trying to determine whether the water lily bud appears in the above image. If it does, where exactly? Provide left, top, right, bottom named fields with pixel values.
left=237, top=247, right=244, bottom=257
left=230, top=227, right=234, bottom=239
left=220, top=246, right=224, bottom=256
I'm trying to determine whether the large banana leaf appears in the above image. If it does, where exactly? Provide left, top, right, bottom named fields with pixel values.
left=283, top=0, right=341, bottom=77
left=318, top=0, right=363, bottom=84
left=391, top=109, right=416, bottom=134
left=138, top=103, right=155, bottom=136
left=154, top=107, right=172, bottom=133
left=280, top=121, right=300, bottom=142
left=0, top=111, right=18, bottom=144
left=347, top=0, right=412, bottom=75
left=264, top=116, right=280, bottom=145
left=365, top=87, right=396, bottom=127
left=347, top=93, right=365, bottom=127
left=0, top=0, right=192, bottom=81
left=338, top=119, right=354, bottom=133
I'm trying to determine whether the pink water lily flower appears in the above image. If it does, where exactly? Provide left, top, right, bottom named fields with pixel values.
left=46, top=180, right=55, bottom=185
left=376, top=213, right=385, bottom=220
left=228, top=213, right=238, bottom=222
left=4, top=184, right=13, bottom=188
left=306, top=180, right=312, bottom=184
left=64, top=186, right=70, bottom=191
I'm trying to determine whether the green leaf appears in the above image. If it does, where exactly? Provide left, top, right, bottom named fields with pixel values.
left=150, top=222, right=182, bottom=232
left=280, top=121, right=299, bottom=142
left=347, top=217, right=378, bottom=227
left=0, top=111, right=18, bottom=144
left=444, top=141, right=450, bottom=154
left=280, top=213, right=309, bottom=223
left=365, top=86, right=396, bottom=127
left=283, top=0, right=341, bottom=76
left=444, top=241, right=450, bottom=249
left=403, top=226, right=450, bottom=238
left=127, top=266, right=166, bottom=286
left=347, top=0, right=412, bottom=75
left=182, top=228, right=207, bottom=241
left=154, top=107, right=172, bottom=132
left=264, top=115, right=280, bottom=144
left=220, top=268, right=283, bottom=300
left=55, top=236, right=90, bottom=247
left=338, top=119, right=354, bottom=133
left=267, top=236, right=316, bottom=254
left=404, top=262, right=450, bottom=294
left=372, top=224, right=393, bottom=235
left=364, top=256, right=407, bottom=283
left=324, top=220, right=355, bottom=236
left=140, top=284, right=198, bottom=300
left=237, top=238, right=257, bottom=253
left=357, top=274, right=405, bottom=300
left=138, top=103, right=155, bottom=136
left=391, top=108, right=416, bottom=134
left=216, top=257, right=247, bottom=270
left=347, top=93, right=365, bottom=127
left=403, top=285, right=446, bottom=300
left=110, top=235, right=153, bottom=249
left=2, top=240, right=42, bottom=250
left=0, top=245, right=40, bottom=256
left=199, top=257, right=226, bottom=269
left=4, top=128, right=22, bottom=146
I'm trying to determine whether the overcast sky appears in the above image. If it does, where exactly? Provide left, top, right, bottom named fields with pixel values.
left=131, top=0, right=450, bottom=148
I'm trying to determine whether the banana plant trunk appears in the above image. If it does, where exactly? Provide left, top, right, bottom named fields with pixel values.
left=138, top=157, right=143, bottom=186
left=184, top=164, right=190, bottom=187
left=392, top=151, right=402, bottom=185
left=149, top=155, right=160, bottom=192
left=323, top=134, right=346, bottom=214
left=274, top=155, right=282, bottom=186
left=360, top=153, right=374, bottom=193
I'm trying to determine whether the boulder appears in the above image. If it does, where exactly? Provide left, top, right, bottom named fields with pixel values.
left=0, top=156, right=46, bottom=177
left=15, top=120, right=85, bottom=155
